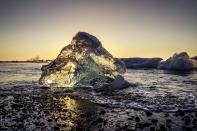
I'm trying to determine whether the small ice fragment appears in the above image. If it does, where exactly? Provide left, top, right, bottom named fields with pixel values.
left=47, top=79, right=53, bottom=84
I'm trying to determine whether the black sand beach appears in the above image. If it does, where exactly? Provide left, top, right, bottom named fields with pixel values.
left=0, top=93, right=196, bottom=131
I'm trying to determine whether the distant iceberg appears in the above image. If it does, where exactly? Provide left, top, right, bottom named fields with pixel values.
left=121, top=58, right=162, bottom=69
left=191, top=56, right=197, bottom=61
left=158, top=52, right=197, bottom=71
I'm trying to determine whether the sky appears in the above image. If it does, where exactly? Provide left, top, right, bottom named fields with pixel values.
left=0, top=0, right=197, bottom=60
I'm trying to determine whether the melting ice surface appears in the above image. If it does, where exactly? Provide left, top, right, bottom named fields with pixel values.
left=0, top=63, right=197, bottom=112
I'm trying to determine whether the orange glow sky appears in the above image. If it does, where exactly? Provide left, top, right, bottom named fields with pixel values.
left=0, top=0, right=197, bottom=60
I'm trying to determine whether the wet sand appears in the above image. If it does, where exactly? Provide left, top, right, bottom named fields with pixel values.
left=0, top=93, right=196, bottom=131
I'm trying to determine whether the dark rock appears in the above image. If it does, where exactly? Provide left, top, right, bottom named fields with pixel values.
left=166, top=119, right=172, bottom=123
left=177, top=109, right=185, bottom=116
left=47, top=119, right=53, bottom=122
left=164, top=113, right=169, bottom=117
left=145, top=111, right=152, bottom=117
left=91, top=121, right=98, bottom=126
left=39, top=122, right=45, bottom=126
left=86, top=112, right=92, bottom=117
left=151, top=119, right=158, bottom=124
left=150, top=126, right=155, bottom=131
left=193, top=125, right=197, bottom=129
left=184, top=116, right=191, bottom=124
left=174, top=113, right=178, bottom=117
left=185, top=127, right=193, bottom=131
left=103, top=119, right=107, bottom=125
left=192, top=118, right=197, bottom=125
left=80, top=113, right=85, bottom=118
left=138, top=122, right=152, bottom=128
left=96, top=118, right=103, bottom=123
left=128, top=117, right=133, bottom=120
left=53, top=126, right=60, bottom=130
left=99, top=110, right=106, bottom=115
left=135, top=117, right=140, bottom=122
left=122, top=124, right=129, bottom=130
left=182, top=126, right=186, bottom=130
left=160, top=124, right=166, bottom=131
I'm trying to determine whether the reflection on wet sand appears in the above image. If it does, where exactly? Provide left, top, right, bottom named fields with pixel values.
left=1, top=93, right=197, bottom=130
left=47, top=95, right=78, bottom=130
left=0, top=93, right=100, bottom=130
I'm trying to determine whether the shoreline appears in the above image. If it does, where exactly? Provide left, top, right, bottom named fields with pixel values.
left=0, top=61, right=51, bottom=63
left=0, top=93, right=196, bottom=130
